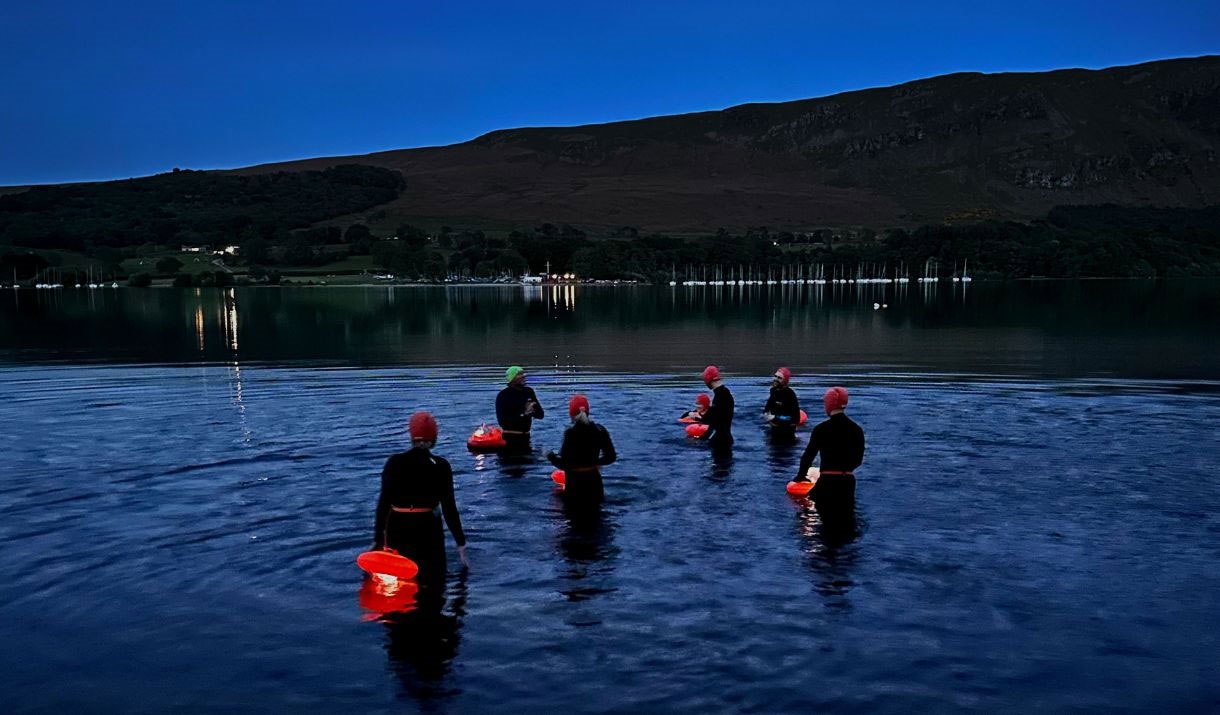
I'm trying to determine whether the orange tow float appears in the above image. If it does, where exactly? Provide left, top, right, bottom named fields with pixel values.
left=785, top=467, right=820, bottom=496
left=467, top=424, right=507, bottom=452
left=356, top=548, right=420, bottom=580
left=685, top=423, right=710, bottom=438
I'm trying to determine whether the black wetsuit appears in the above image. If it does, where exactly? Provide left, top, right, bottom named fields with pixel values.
left=765, top=385, right=801, bottom=438
left=796, top=412, right=865, bottom=507
left=496, top=385, right=544, bottom=451
left=703, top=384, right=734, bottom=447
left=548, top=420, right=617, bottom=503
left=373, top=447, right=466, bottom=586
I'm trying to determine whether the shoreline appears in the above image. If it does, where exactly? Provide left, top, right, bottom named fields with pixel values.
left=2, top=274, right=1192, bottom=290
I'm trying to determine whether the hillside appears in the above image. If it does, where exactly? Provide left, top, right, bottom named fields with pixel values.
left=234, top=55, right=1220, bottom=232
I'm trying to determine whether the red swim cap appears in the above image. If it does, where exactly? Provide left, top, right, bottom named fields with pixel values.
left=702, top=365, right=721, bottom=384
left=775, top=367, right=791, bottom=386
left=823, top=386, right=849, bottom=415
left=695, top=393, right=711, bottom=408
left=408, top=411, right=438, bottom=441
left=568, top=394, right=590, bottom=419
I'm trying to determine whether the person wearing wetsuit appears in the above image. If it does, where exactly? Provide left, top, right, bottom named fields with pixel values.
left=679, top=393, right=711, bottom=422
left=763, top=366, right=801, bottom=443
left=373, top=412, right=469, bottom=588
left=701, top=365, right=734, bottom=450
left=547, top=394, right=617, bottom=504
left=794, top=387, right=865, bottom=510
left=495, top=365, right=544, bottom=453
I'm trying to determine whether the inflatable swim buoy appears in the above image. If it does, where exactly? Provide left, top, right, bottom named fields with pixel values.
left=685, top=423, right=709, bottom=438
left=356, top=549, right=420, bottom=580
left=785, top=467, right=820, bottom=495
left=467, top=424, right=507, bottom=452
left=551, top=470, right=566, bottom=488
left=786, top=480, right=814, bottom=496
left=798, top=410, right=807, bottom=426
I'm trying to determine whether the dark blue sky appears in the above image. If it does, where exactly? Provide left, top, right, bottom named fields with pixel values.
left=2, top=0, right=1217, bottom=185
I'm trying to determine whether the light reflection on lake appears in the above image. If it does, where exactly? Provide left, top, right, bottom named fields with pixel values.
left=2, top=280, right=1218, bottom=378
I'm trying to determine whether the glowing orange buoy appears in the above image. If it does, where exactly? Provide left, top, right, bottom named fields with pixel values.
left=798, top=410, right=808, bottom=426
left=786, top=480, right=814, bottom=495
left=786, top=467, right=820, bottom=495
left=685, top=423, right=709, bottom=438
left=467, top=425, right=507, bottom=451
left=551, top=470, right=566, bottom=487
left=356, top=549, right=420, bottom=580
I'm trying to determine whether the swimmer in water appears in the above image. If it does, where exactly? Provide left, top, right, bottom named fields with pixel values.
left=763, top=366, right=801, bottom=443
left=679, top=393, right=711, bottom=422
left=496, top=365, right=545, bottom=453
left=547, top=394, right=617, bottom=504
left=793, top=387, right=865, bottom=510
left=700, top=365, right=734, bottom=450
left=372, top=411, right=469, bottom=588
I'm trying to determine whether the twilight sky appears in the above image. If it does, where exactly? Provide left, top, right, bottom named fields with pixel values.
left=1, top=0, right=1217, bottom=185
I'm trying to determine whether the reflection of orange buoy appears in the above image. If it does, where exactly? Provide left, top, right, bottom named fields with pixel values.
left=356, top=549, right=420, bottom=580
left=551, top=470, right=566, bottom=488
left=685, top=423, right=709, bottom=438
left=798, top=410, right=808, bottom=426
left=359, top=575, right=419, bottom=617
left=467, top=425, right=507, bottom=451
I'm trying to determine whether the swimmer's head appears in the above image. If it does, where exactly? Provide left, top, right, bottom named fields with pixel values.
left=823, top=386, right=849, bottom=416
left=409, top=411, right=439, bottom=443
left=568, top=394, right=590, bottom=421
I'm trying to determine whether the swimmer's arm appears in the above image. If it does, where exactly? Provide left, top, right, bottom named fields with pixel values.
left=439, top=460, right=466, bottom=548
left=598, top=426, right=617, bottom=466
left=796, top=433, right=820, bottom=482
left=372, top=459, right=392, bottom=548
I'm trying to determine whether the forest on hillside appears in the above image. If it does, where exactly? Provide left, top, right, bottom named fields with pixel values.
left=1, top=163, right=1218, bottom=282
left=0, top=165, right=404, bottom=252
left=376, top=205, right=1220, bottom=282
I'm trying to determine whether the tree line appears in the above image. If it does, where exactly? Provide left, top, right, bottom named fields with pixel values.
left=361, top=206, right=1220, bottom=282
left=1, top=157, right=1217, bottom=284
left=0, top=164, right=405, bottom=253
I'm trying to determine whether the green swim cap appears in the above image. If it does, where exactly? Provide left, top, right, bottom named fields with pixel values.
left=505, top=365, right=525, bottom=383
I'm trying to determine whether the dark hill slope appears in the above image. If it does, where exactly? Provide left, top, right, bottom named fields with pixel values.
left=240, top=56, right=1220, bottom=232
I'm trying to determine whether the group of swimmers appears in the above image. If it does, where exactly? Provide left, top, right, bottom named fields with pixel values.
left=371, top=364, right=865, bottom=588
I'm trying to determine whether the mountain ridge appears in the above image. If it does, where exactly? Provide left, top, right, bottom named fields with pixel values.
left=45, top=56, right=1220, bottom=232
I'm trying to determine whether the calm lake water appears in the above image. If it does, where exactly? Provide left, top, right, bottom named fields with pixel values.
left=2, top=281, right=1219, bottom=712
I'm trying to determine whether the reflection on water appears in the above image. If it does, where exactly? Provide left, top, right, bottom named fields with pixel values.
left=555, top=499, right=619, bottom=607
left=2, top=280, right=1218, bottom=377
left=796, top=502, right=861, bottom=610
left=382, top=571, right=468, bottom=703
left=2, top=364, right=1219, bottom=711
left=4, top=278, right=1220, bottom=710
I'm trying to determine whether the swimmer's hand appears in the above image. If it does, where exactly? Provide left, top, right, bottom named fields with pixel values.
left=523, top=400, right=537, bottom=416
left=546, top=450, right=562, bottom=468
left=457, top=544, right=470, bottom=569
left=762, top=412, right=775, bottom=423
